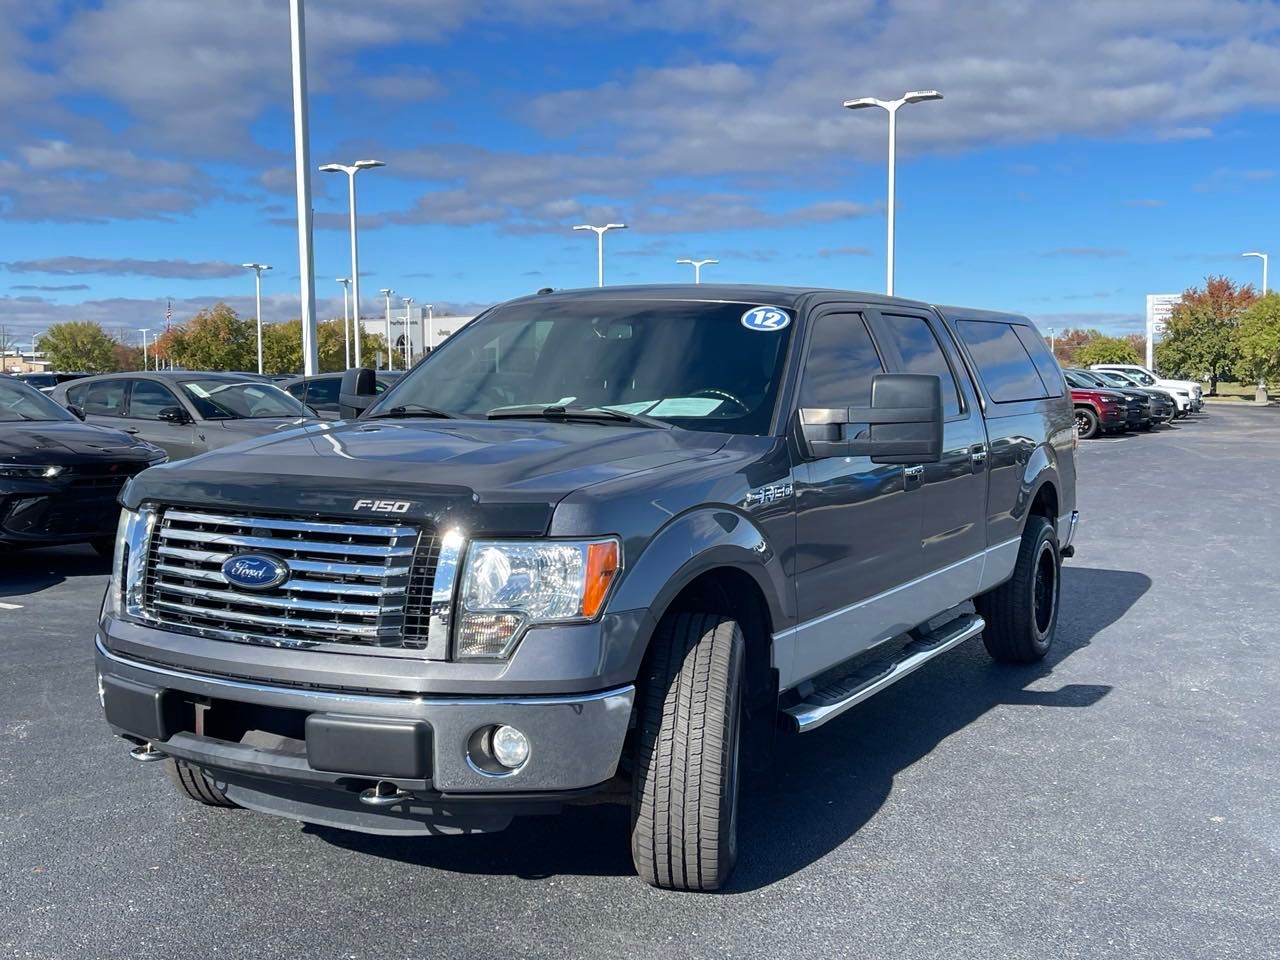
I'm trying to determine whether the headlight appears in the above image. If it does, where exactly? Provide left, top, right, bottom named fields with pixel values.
left=0, top=464, right=64, bottom=479
left=1099, top=395, right=1122, bottom=404
left=454, top=539, right=621, bottom=659
left=106, top=507, right=155, bottom=620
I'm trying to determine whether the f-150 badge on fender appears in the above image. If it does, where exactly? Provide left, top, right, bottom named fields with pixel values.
left=744, top=481, right=793, bottom=507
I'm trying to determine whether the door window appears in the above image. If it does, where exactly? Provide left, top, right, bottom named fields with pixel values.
left=879, top=314, right=962, bottom=417
left=305, top=377, right=341, bottom=407
left=127, top=380, right=183, bottom=420
left=799, top=313, right=884, bottom=407
left=1014, top=325, right=1065, bottom=397
left=78, top=380, right=128, bottom=417
left=955, top=321, right=1047, bottom=403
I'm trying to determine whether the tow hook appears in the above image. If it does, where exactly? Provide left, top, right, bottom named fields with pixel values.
left=359, top=780, right=413, bottom=807
left=129, top=743, right=167, bottom=763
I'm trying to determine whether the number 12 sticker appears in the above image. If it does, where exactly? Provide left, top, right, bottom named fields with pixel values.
left=741, top=306, right=791, bottom=331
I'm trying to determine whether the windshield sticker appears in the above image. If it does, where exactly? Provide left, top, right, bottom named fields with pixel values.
left=741, top=306, right=791, bottom=332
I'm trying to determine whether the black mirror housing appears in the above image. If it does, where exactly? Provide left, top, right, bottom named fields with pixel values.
left=797, top=373, right=943, bottom=464
left=67, top=404, right=87, bottom=421
left=338, top=368, right=379, bottom=420
left=158, top=406, right=191, bottom=424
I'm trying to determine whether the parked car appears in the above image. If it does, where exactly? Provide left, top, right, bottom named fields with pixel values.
left=12, top=372, right=89, bottom=393
left=281, top=370, right=403, bottom=418
left=1084, top=369, right=1176, bottom=423
left=49, top=372, right=320, bottom=461
left=96, top=285, right=1077, bottom=891
left=1065, top=374, right=1130, bottom=439
left=1065, top=368, right=1162, bottom=429
left=0, top=376, right=166, bottom=554
left=1089, top=363, right=1201, bottom=416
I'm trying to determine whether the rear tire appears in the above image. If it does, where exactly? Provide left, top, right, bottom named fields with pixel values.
left=976, top=516, right=1060, bottom=663
left=630, top=612, right=745, bottom=892
left=1074, top=407, right=1099, bottom=440
left=166, top=759, right=237, bottom=808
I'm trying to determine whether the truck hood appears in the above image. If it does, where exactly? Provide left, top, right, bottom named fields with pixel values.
left=124, top=418, right=730, bottom=536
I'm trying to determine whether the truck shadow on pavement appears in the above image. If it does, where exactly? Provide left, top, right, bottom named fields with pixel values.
left=311, top=565, right=1150, bottom=891
left=0, top=544, right=110, bottom=599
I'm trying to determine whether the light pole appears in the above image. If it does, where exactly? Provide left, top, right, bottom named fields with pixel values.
left=380, top=288, right=394, bottom=369
left=242, top=263, right=272, bottom=375
left=402, top=297, right=414, bottom=367
left=336, top=277, right=351, bottom=368
left=1243, top=252, right=1269, bottom=295
left=288, top=0, right=318, bottom=375
left=676, top=258, right=718, bottom=284
left=573, top=223, right=627, bottom=286
left=319, top=159, right=384, bottom=368
left=422, top=303, right=434, bottom=354
left=138, top=329, right=151, bottom=371
left=843, top=89, right=943, bottom=296
left=1048, top=327, right=1056, bottom=361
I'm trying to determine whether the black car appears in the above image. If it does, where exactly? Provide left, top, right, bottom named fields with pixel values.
left=0, top=377, right=166, bottom=554
left=12, top=372, right=89, bottom=394
left=1064, top=369, right=1151, bottom=430
left=281, top=370, right=403, bottom=418
left=49, top=372, right=320, bottom=461
left=1087, top=369, right=1175, bottom=423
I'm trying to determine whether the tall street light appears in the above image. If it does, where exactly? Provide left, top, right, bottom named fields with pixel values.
left=138, top=329, right=151, bottom=371
left=1243, top=251, right=1269, bottom=295
left=402, top=297, right=414, bottom=367
left=336, top=277, right=352, bottom=368
left=319, top=159, right=385, bottom=368
left=288, top=0, right=318, bottom=375
left=843, top=89, right=943, bottom=296
left=422, top=303, right=434, bottom=355
left=676, top=258, right=718, bottom=284
left=380, top=288, right=394, bottom=369
left=242, top=263, right=272, bottom=375
left=573, top=223, right=627, bottom=286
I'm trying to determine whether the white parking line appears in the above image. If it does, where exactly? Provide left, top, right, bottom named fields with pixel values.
left=0, top=602, right=23, bottom=610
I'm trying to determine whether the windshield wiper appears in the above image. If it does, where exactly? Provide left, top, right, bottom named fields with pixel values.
left=485, top=404, right=671, bottom=429
left=365, top=403, right=457, bottom=420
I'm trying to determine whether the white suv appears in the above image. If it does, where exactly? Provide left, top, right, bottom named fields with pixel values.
left=1090, top=364, right=1203, bottom=416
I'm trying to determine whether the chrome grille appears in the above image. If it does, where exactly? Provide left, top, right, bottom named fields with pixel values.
left=141, top=508, right=438, bottom=651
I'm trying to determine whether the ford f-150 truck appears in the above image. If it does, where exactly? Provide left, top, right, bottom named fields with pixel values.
left=96, top=286, right=1078, bottom=891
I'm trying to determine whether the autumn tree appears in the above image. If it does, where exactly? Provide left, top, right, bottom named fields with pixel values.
left=1074, top=335, right=1141, bottom=367
left=1234, top=293, right=1280, bottom=388
left=1047, top=328, right=1102, bottom=367
left=159, top=303, right=256, bottom=372
left=113, top=342, right=145, bottom=371
left=1156, top=276, right=1257, bottom=394
left=37, top=321, right=119, bottom=373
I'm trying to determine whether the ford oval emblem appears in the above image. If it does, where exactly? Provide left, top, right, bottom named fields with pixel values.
left=221, top=553, right=290, bottom=591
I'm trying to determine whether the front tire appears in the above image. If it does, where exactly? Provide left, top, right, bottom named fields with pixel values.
left=166, top=759, right=237, bottom=808
left=1074, top=407, right=1099, bottom=440
left=631, top=612, right=745, bottom=892
left=976, top=516, right=1060, bottom=663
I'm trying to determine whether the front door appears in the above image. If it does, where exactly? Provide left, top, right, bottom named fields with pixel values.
left=120, top=379, right=199, bottom=460
left=786, top=308, right=921, bottom=687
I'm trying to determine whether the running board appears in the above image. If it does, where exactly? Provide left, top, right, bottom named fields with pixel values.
left=784, top=613, right=986, bottom=733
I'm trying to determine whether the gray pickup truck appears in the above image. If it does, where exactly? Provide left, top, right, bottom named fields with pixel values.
left=96, top=285, right=1077, bottom=891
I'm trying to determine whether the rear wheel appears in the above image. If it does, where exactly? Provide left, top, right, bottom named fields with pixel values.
left=1074, top=407, right=1099, bottom=440
left=976, top=516, right=1060, bottom=663
left=631, top=612, right=745, bottom=892
left=166, top=759, right=237, bottom=808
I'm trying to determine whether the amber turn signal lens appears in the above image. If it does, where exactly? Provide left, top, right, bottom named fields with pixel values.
left=582, top=541, right=620, bottom=618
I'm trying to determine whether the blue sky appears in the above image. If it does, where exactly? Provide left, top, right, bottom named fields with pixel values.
left=2, top=0, right=1280, bottom=345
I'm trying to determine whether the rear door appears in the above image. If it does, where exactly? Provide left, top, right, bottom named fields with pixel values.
left=121, top=378, right=200, bottom=459
left=869, top=308, right=988, bottom=590
left=66, top=379, right=128, bottom=431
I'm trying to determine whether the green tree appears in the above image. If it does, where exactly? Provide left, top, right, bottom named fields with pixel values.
left=159, top=303, right=255, bottom=372
left=1073, top=335, right=1140, bottom=367
left=1234, top=293, right=1280, bottom=387
left=37, top=321, right=119, bottom=373
left=258, top=319, right=390, bottom=374
left=1156, top=276, right=1257, bottom=394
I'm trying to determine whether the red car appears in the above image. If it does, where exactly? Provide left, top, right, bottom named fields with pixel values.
left=1066, top=382, right=1129, bottom=439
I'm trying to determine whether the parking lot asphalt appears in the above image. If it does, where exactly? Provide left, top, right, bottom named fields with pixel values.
left=2, top=405, right=1278, bottom=960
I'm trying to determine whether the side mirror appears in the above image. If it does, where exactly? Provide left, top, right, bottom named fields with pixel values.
left=796, top=373, right=943, bottom=464
left=67, top=404, right=87, bottom=421
left=339, top=368, right=379, bottom=420
left=158, top=406, right=192, bottom=424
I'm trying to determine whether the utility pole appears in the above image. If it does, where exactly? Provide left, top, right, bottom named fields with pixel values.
left=402, top=297, right=414, bottom=367
left=337, top=278, right=352, bottom=368
left=288, top=0, right=318, bottom=374
left=573, top=223, right=628, bottom=286
left=380, top=288, right=394, bottom=369
left=139, top=329, right=151, bottom=371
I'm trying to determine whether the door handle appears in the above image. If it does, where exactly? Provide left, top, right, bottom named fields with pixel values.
left=904, top=465, right=925, bottom=479
left=970, top=448, right=987, bottom=465
left=123, top=427, right=140, bottom=435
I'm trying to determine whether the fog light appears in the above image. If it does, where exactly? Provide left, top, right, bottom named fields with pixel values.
left=491, top=725, right=530, bottom=769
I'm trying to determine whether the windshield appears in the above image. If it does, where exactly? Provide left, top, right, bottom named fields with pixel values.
left=372, top=299, right=795, bottom=435
left=1095, top=371, right=1136, bottom=387
left=179, top=380, right=311, bottom=420
left=1066, top=370, right=1104, bottom=389
left=0, top=377, right=78, bottom=423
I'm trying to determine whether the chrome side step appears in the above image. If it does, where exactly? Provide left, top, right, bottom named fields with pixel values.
left=784, top=613, right=986, bottom=733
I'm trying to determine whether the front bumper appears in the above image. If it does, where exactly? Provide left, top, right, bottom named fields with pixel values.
left=97, top=636, right=634, bottom=834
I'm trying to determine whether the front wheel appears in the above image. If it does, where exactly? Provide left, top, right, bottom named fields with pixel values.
left=975, top=516, right=1060, bottom=663
left=1074, top=407, right=1100, bottom=440
left=631, top=612, right=745, bottom=892
left=166, top=759, right=238, bottom=808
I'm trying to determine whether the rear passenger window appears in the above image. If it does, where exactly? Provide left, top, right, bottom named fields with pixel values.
left=306, top=378, right=340, bottom=407
left=955, top=321, right=1047, bottom=403
left=799, top=313, right=883, bottom=407
left=880, top=314, right=962, bottom=417
left=1014, top=325, right=1065, bottom=398
left=78, top=380, right=128, bottom=416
